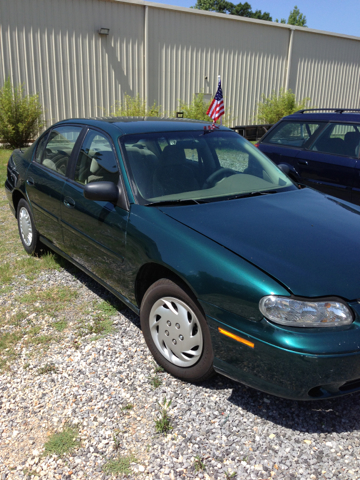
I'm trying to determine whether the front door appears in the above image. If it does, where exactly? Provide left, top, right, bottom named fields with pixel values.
left=61, top=128, right=129, bottom=295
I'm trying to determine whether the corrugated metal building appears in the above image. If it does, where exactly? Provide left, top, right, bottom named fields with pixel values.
left=1, top=0, right=360, bottom=127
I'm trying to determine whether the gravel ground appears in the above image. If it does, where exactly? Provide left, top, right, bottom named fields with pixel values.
left=1, top=267, right=360, bottom=480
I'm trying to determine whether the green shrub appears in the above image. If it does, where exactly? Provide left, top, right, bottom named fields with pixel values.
left=111, top=93, right=161, bottom=117
left=177, top=92, right=211, bottom=121
left=177, top=91, right=234, bottom=126
left=256, top=87, right=311, bottom=124
left=0, top=78, right=44, bottom=148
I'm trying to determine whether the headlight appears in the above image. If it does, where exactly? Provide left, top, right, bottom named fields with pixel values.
left=259, top=296, right=353, bottom=327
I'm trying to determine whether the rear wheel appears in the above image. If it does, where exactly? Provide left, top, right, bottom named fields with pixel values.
left=17, top=199, right=40, bottom=255
left=140, top=278, right=214, bottom=382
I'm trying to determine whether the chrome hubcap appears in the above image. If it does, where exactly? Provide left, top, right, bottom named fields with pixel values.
left=19, top=207, right=33, bottom=246
left=149, top=296, right=203, bottom=367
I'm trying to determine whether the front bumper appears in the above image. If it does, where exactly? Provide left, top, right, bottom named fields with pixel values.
left=202, top=301, right=360, bottom=400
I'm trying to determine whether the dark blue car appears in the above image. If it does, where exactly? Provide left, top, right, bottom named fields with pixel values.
left=256, top=108, right=360, bottom=205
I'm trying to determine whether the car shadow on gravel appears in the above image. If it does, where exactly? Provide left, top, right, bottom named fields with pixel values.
left=198, top=374, right=360, bottom=435
left=50, top=252, right=141, bottom=328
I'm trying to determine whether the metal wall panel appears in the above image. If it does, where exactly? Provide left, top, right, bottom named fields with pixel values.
left=0, top=0, right=144, bottom=127
left=289, top=30, right=360, bottom=111
left=1, top=0, right=360, bottom=127
left=147, top=7, right=289, bottom=124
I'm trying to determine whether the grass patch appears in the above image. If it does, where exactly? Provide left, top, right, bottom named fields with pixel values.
left=96, top=299, right=120, bottom=316
left=193, top=455, right=206, bottom=472
left=113, top=430, right=121, bottom=451
left=37, top=363, right=57, bottom=375
left=43, top=425, right=79, bottom=457
left=22, top=469, right=38, bottom=477
left=76, top=299, right=123, bottom=339
left=28, top=335, right=53, bottom=346
left=0, top=262, right=12, bottom=283
left=28, top=326, right=41, bottom=336
left=102, top=453, right=137, bottom=476
left=77, top=317, right=114, bottom=339
left=52, top=320, right=67, bottom=332
left=0, top=148, right=12, bottom=185
left=150, top=375, right=162, bottom=388
left=0, top=331, right=22, bottom=369
left=20, top=285, right=78, bottom=307
left=225, top=471, right=237, bottom=479
left=155, top=398, right=172, bottom=434
left=87, top=317, right=113, bottom=335
left=153, top=363, right=164, bottom=373
left=121, top=404, right=134, bottom=411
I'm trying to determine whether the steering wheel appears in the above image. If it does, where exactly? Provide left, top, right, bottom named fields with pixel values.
left=203, top=168, right=235, bottom=189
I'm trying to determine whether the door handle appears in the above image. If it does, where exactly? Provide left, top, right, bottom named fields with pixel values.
left=63, top=196, right=75, bottom=208
left=298, top=160, right=308, bottom=166
left=26, top=177, right=35, bottom=186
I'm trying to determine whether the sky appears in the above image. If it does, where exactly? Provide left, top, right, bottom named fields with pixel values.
left=146, top=0, right=360, bottom=38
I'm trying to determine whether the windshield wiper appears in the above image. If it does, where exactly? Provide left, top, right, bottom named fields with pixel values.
left=228, top=190, right=279, bottom=200
left=145, top=198, right=203, bottom=207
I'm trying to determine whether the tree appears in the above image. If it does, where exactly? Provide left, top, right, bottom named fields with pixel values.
left=256, top=88, right=310, bottom=124
left=287, top=5, right=307, bottom=27
left=193, top=0, right=272, bottom=21
left=276, top=5, right=307, bottom=27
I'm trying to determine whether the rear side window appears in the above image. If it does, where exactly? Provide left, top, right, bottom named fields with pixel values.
left=264, top=121, right=322, bottom=147
left=311, top=123, right=360, bottom=157
left=36, top=126, right=82, bottom=176
left=34, top=133, right=49, bottom=163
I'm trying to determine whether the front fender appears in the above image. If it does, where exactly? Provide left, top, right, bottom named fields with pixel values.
left=126, top=204, right=290, bottom=321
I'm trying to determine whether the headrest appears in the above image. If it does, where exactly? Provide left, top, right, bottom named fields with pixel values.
left=160, top=144, right=186, bottom=165
left=345, top=131, right=360, bottom=143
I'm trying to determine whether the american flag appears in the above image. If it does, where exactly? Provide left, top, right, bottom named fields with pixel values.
left=206, top=76, right=225, bottom=122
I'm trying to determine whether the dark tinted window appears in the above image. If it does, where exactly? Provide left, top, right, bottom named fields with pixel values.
left=264, top=121, right=322, bottom=147
left=74, top=130, right=119, bottom=185
left=311, top=123, right=360, bottom=157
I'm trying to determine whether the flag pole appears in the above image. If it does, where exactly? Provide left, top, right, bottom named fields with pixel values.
left=218, top=75, right=222, bottom=126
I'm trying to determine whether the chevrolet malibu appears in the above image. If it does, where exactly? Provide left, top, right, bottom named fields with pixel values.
left=5, top=118, right=360, bottom=400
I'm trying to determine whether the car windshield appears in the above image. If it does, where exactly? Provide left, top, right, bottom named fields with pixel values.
left=120, top=130, right=296, bottom=205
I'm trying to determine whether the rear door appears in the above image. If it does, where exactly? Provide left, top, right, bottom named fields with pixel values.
left=26, top=125, right=83, bottom=247
left=296, top=122, right=359, bottom=202
left=61, top=128, right=129, bottom=295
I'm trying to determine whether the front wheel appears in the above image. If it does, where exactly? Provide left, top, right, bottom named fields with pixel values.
left=17, top=199, right=40, bottom=255
left=140, top=278, right=214, bottom=382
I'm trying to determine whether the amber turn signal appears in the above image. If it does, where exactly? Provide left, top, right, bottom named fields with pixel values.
left=218, top=328, right=254, bottom=348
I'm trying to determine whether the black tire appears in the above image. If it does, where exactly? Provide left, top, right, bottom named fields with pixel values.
left=17, top=199, right=40, bottom=255
left=140, top=278, right=214, bottom=382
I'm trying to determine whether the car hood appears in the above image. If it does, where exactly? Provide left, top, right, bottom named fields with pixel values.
left=160, top=188, right=360, bottom=300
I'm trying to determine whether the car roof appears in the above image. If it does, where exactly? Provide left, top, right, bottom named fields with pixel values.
left=282, top=109, right=360, bottom=123
left=54, top=117, right=231, bottom=136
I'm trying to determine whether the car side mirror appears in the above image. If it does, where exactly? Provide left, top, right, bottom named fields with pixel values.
left=278, top=163, right=300, bottom=183
left=83, top=181, right=119, bottom=204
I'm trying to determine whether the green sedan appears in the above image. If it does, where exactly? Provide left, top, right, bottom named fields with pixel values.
left=5, top=118, right=360, bottom=400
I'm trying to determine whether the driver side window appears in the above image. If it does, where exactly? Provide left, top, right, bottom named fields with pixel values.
left=74, top=130, right=119, bottom=185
